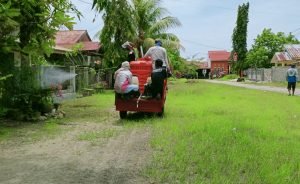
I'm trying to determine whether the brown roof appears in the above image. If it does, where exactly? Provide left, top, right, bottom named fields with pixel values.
left=271, top=44, right=300, bottom=65
left=271, top=52, right=293, bottom=64
left=54, top=30, right=100, bottom=52
left=208, top=50, right=231, bottom=61
left=284, top=44, right=300, bottom=60
left=55, top=30, right=91, bottom=44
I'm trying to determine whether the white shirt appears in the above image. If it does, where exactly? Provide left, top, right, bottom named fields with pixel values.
left=114, top=69, right=132, bottom=93
left=144, top=46, right=169, bottom=69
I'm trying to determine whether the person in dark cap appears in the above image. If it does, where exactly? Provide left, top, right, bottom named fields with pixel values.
left=144, top=39, right=170, bottom=73
left=286, top=64, right=298, bottom=96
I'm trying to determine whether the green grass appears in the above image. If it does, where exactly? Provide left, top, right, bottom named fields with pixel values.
left=220, top=74, right=239, bottom=80
left=0, top=119, right=61, bottom=142
left=147, top=79, right=300, bottom=183
left=62, top=90, right=115, bottom=123
left=0, top=90, right=115, bottom=142
left=78, top=128, right=119, bottom=142
left=2, top=80, right=300, bottom=183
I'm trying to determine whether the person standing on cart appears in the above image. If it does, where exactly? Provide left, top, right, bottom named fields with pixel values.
left=144, top=39, right=171, bottom=73
left=122, top=41, right=136, bottom=62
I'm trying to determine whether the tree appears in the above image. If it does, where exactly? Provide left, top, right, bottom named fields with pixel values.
left=93, top=0, right=135, bottom=67
left=132, top=0, right=181, bottom=56
left=0, top=1, right=20, bottom=52
left=246, top=28, right=299, bottom=68
left=18, top=0, right=80, bottom=60
left=232, top=2, right=249, bottom=76
left=92, top=0, right=182, bottom=67
left=0, top=0, right=81, bottom=119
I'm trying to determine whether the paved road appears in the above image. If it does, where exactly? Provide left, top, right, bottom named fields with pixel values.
left=205, top=80, right=300, bottom=96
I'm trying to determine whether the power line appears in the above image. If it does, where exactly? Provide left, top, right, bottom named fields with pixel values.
left=182, top=39, right=223, bottom=50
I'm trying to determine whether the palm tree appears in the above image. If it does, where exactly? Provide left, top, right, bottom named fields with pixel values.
left=132, top=0, right=182, bottom=56
left=93, top=0, right=182, bottom=65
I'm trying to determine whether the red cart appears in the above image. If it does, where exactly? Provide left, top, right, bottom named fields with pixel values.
left=115, top=58, right=167, bottom=119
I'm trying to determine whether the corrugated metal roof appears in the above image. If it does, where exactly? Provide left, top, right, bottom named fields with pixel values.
left=276, top=52, right=292, bottom=61
left=271, top=52, right=296, bottom=64
left=81, top=42, right=100, bottom=51
left=54, top=30, right=100, bottom=52
left=284, top=44, right=300, bottom=59
left=58, top=42, right=100, bottom=51
left=55, top=30, right=90, bottom=45
left=208, top=50, right=231, bottom=61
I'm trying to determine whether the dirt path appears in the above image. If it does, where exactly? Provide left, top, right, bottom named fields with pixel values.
left=0, top=113, right=151, bottom=184
left=205, top=80, right=300, bottom=96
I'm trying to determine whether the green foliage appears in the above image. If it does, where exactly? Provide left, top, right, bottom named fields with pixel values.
left=17, top=0, right=80, bottom=58
left=221, top=74, right=239, bottom=80
left=132, top=0, right=182, bottom=55
left=0, top=1, right=81, bottom=120
left=93, top=0, right=135, bottom=67
left=168, top=49, right=184, bottom=71
left=246, top=29, right=300, bottom=68
left=0, top=1, right=20, bottom=52
left=93, top=0, right=182, bottom=66
left=232, top=2, right=249, bottom=75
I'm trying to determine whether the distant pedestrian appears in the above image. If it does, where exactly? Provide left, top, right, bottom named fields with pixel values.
left=286, top=64, right=298, bottom=96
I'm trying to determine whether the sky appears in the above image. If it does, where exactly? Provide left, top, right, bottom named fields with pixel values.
left=71, top=0, right=300, bottom=59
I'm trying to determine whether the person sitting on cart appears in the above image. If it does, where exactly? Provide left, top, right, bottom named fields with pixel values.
left=144, top=59, right=167, bottom=99
left=114, top=61, right=139, bottom=95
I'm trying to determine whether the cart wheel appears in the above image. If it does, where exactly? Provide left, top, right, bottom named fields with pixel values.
left=157, top=107, right=164, bottom=117
left=120, top=111, right=127, bottom=119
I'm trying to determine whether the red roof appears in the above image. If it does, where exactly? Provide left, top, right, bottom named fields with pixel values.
left=208, top=50, right=231, bottom=61
left=54, top=30, right=100, bottom=52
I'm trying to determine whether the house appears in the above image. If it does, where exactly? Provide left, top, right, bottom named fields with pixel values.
left=208, top=50, right=231, bottom=77
left=271, top=44, right=300, bottom=66
left=49, top=30, right=101, bottom=66
left=194, top=61, right=210, bottom=79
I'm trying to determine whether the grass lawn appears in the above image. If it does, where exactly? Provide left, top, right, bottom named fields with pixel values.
left=1, top=80, right=300, bottom=183
left=0, top=91, right=116, bottom=143
left=147, top=79, right=300, bottom=183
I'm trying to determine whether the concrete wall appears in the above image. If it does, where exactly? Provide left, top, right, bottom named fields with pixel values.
left=247, top=67, right=299, bottom=82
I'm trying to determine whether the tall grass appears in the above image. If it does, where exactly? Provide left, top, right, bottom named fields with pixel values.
left=147, top=79, right=300, bottom=183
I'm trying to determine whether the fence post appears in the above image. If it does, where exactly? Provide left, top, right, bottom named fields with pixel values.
left=83, top=67, right=89, bottom=88
left=70, top=66, right=76, bottom=93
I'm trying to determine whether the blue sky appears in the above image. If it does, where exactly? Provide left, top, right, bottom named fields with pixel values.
left=71, top=0, right=300, bottom=59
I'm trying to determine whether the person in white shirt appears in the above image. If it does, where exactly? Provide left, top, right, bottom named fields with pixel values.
left=114, top=61, right=139, bottom=94
left=144, top=39, right=170, bottom=72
